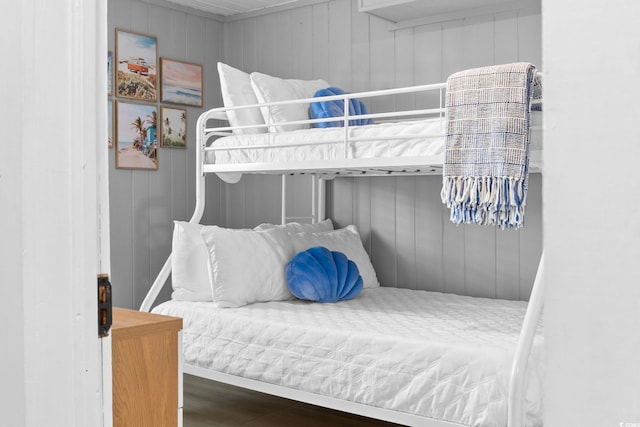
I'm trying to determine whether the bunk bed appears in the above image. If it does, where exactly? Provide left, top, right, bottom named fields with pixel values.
left=141, top=62, right=545, bottom=427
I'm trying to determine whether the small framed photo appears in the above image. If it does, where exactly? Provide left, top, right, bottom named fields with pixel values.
left=115, top=29, right=158, bottom=102
left=160, top=58, right=203, bottom=107
left=108, top=100, right=113, bottom=148
left=160, top=107, right=187, bottom=149
left=107, top=51, right=113, bottom=96
left=116, top=101, right=158, bottom=170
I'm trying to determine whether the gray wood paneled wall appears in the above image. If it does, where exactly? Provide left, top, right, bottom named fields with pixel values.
left=107, top=0, right=226, bottom=309
left=108, top=0, right=542, bottom=309
left=221, top=0, right=543, bottom=300
left=328, top=174, right=542, bottom=300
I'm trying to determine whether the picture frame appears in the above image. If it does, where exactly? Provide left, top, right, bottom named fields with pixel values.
left=108, top=100, right=113, bottom=148
left=107, top=51, right=113, bottom=96
left=160, top=58, right=203, bottom=107
left=160, top=106, right=187, bottom=149
left=115, top=29, right=158, bottom=102
left=115, top=101, right=158, bottom=170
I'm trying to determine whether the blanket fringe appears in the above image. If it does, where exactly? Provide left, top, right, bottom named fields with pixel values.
left=441, top=176, right=527, bottom=229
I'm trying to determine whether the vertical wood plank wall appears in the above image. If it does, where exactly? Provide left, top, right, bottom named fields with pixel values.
left=108, top=0, right=542, bottom=309
left=328, top=174, right=542, bottom=300
left=108, top=0, right=226, bottom=309
left=222, top=0, right=542, bottom=300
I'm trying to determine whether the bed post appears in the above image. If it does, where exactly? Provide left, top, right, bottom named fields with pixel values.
left=311, top=175, right=317, bottom=223
left=507, top=250, right=545, bottom=427
left=317, top=177, right=326, bottom=222
left=281, top=175, right=287, bottom=225
left=140, top=112, right=209, bottom=312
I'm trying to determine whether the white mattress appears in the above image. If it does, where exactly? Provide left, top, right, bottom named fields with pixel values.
left=153, top=287, right=544, bottom=426
left=206, top=114, right=542, bottom=177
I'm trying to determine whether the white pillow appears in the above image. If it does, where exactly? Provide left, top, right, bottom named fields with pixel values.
left=250, top=71, right=329, bottom=132
left=171, top=221, right=212, bottom=301
left=290, top=225, right=380, bottom=288
left=254, top=218, right=334, bottom=234
left=200, top=226, right=295, bottom=308
left=217, top=62, right=266, bottom=134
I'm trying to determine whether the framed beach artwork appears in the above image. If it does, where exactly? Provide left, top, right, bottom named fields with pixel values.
left=115, top=101, right=158, bottom=170
left=160, top=58, right=203, bottom=107
left=160, top=107, right=187, bottom=148
left=108, top=100, right=113, bottom=148
left=115, top=29, right=158, bottom=102
left=107, top=51, right=113, bottom=96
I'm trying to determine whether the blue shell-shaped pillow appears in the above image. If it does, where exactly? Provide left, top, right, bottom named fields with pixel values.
left=310, top=87, right=374, bottom=128
left=286, top=246, right=363, bottom=303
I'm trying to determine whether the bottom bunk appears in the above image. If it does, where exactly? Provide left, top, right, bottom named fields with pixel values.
left=152, top=286, right=543, bottom=427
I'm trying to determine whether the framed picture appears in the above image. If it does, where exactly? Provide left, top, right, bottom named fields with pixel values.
left=108, top=100, right=113, bottom=148
left=160, top=107, right=187, bottom=149
left=115, top=29, right=157, bottom=102
left=115, top=101, right=158, bottom=170
left=160, top=58, right=203, bottom=107
left=107, top=51, right=113, bottom=96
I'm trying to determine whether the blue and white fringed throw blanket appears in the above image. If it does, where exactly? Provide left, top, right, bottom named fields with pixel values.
left=441, top=62, right=541, bottom=229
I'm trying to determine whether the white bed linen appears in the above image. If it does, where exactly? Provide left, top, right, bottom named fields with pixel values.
left=153, top=287, right=543, bottom=426
left=206, top=113, right=542, bottom=170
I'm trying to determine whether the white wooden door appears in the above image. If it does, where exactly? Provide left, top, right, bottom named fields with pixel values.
left=0, top=0, right=111, bottom=425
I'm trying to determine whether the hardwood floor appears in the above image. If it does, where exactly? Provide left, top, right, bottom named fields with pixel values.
left=183, top=374, right=402, bottom=427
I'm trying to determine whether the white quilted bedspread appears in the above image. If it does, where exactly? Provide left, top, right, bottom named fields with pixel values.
left=207, top=119, right=444, bottom=167
left=153, top=287, right=543, bottom=427
left=206, top=113, right=542, bottom=171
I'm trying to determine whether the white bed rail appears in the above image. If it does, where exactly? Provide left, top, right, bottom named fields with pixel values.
left=508, top=251, right=545, bottom=427
left=203, top=82, right=446, bottom=132
left=139, top=111, right=209, bottom=313
left=198, top=82, right=447, bottom=177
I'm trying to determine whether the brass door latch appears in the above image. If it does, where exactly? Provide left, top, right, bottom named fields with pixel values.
left=98, top=274, right=112, bottom=337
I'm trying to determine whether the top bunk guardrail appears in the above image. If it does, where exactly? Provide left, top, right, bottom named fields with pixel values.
left=195, top=74, right=542, bottom=181
left=199, top=83, right=448, bottom=179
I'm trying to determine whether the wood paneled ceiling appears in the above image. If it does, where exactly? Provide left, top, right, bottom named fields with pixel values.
left=163, top=0, right=539, bottom=23
left=163, top=0, right=302, bottom=16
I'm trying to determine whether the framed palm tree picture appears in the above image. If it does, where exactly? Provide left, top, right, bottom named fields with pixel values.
left=160, top=107, right=186, bottom=148
left=115, top=101, right=159, bottom=170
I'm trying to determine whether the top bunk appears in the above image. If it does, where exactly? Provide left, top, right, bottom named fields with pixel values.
left=197, top=62, right=543, bottom=183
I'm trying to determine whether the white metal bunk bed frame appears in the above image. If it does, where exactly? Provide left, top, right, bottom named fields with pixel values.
left=140, top=80, right=545, bottom=427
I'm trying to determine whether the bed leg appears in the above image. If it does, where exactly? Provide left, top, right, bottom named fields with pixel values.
left=318, top=177, right=326, bottom=222
left=281, top=174, right=287, bottom=225
left=311, top=175, right=317, bottom=224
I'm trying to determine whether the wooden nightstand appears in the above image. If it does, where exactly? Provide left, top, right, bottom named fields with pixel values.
left=111, top=308, right=183, bottom=427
